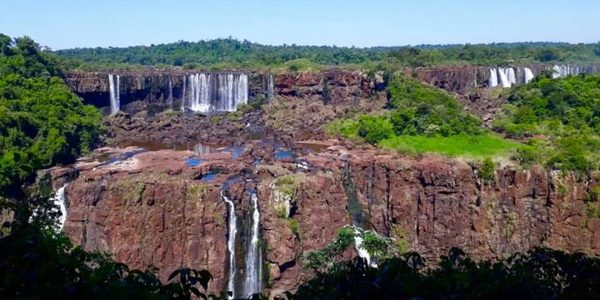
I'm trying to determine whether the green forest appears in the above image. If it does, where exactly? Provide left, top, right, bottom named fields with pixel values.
left=55, top=38, right=600, bottom=71
left=0, top=34, right=103, bottom=195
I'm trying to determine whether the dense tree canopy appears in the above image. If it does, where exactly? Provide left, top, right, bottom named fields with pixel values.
left=494, top=74, right=600, bottom=172
left=387, top=75, right=482, bottom=136
left=0, top=34, right=103, bottom=195
left=327, top=73, right=484, bottom=146
left=55, top=39, right=600, bottom=71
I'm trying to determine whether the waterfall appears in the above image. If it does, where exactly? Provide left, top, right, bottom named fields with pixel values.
left=267, top=74, right=274, bottom=101
left=498, top=68, right=511, bottom=88
left=167, top=77, right=173, bottom=109
left=241, top=192, right=263, bottom=298
left=524, top=68, right=535, bottom=84
left=222, top=191, right=238, bottom=299
left=108, top=74, right=120, bottom=115
left=353, top=228, right=373, bottom=267
left=184, top=73, right=248, bottom=113
left=552, top=65, right=580, bottom=79
left=489, top=68, right=498, bottom=88
left=181, top=75, right=187, bottom=112
left=507, top=68, right=516, bottom=86
left=52, top=184, right=68, bottom=230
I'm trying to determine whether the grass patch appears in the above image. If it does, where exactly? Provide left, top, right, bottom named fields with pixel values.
left=274, top=175, right=301, bottom=199
left=379, top=134, right=522, bottom=159
left=324, top=118, right=360, bottom=139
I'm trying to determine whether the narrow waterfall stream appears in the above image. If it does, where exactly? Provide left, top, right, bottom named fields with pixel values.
left=181, top=74, right=187, bottom=111
left=353, top=229, right=373, bottom=266
left=241, top=192, right=263, bottom=298
left=267, top=74, right=274, bottom=102
left=489, top=68, right=498, bottom=88
left=52, top=184, right=68, bottom=230
left=221, top=191, right=238, bottom=298
left=341, top=160, right=374, bottom=266
left=167, top=77, right=173, bottom=109
left=108, top=74, right=120, bottom=115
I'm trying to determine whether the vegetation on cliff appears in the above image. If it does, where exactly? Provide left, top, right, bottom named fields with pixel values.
left=0, top=34, right=102, bottom=195
left=494, top=73, right=600, bottom=172
left=326, top=74, right=520, bottom=159
left=328, top=72, right=600, bottom=173
left=55, top=38, right=600, bottom=71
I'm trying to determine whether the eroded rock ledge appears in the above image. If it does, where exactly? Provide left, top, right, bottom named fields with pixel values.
left=43, top=142, right=600, bottom=296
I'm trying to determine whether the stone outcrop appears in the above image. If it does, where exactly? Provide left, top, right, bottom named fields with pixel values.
left=46, top=141, right=600, bottom=297
left=274, top=70, right=383, bottom=104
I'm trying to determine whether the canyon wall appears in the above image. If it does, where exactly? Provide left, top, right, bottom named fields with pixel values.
left=64, top=69, right=381, bottom=115
left=65, top=64, right=600, bottom=114
left=47, top=145, right=600, bottom=297
left=405, top=64, right=600, bottom=93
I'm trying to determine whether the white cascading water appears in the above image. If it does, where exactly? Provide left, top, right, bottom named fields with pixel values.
left=552, top=65, right=563, bottom=78
left=267, top=74, right=274, bottom=101
left=507, top=68, right=517, bottom=86
left=181, top=75, right=187, bottom=112
left=241, top=192, right=263, bottom=298
left=552, top=65, right=580, bottom=79
left=221, top=191, right=238, bottom=299
left=489, top=68, right=498, bottom=88
left=52, top=184, right=68, bottom=230
left=524, top=68, right=535, bottom=84
left=167, top=77, right=173, bottom=109
left=497, top=68, right=511, bottom=88
left=184, top=73, right=248, bottom=113
left=353, top=228, right=373, bottom=266
left=108, top=74, right=120, bottom=115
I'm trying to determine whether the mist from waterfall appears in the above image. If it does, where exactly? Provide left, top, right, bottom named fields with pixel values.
left=183, top=73, right=248, bottom=113
left=108, top=74, right=120, bottom=115
left=52, top=184, right=68, bottom=230
left=221, top=192, right=238, bottom=299
left=241, top=192, right=263, bottom=298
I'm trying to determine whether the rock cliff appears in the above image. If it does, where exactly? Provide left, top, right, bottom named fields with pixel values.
left=46, top=142, right=600, bottom=297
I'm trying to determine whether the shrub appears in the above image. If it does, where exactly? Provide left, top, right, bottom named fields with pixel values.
left=357, top=115, right=394, bottom=144
left=479, top=158, right=496, bottom=182
left=387, top=75, right=482, bottom=136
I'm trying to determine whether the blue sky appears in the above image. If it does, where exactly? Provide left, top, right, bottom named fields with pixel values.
left=1, top=0, right=599, bottom=50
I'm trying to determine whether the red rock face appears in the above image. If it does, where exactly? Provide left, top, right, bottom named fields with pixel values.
left=53, top=144, right=600, bottom=297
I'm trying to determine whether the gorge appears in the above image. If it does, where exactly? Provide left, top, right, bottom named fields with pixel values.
left=38, top=62, right=600, bottom=298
